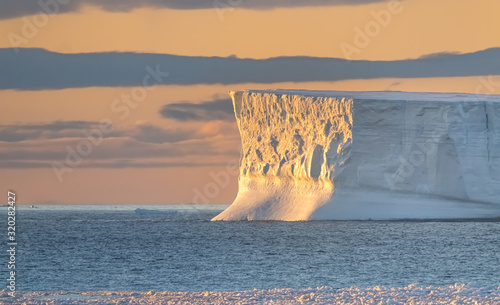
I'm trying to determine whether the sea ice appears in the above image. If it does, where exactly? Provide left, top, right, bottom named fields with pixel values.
left=8, top=284, right=500, bottom=304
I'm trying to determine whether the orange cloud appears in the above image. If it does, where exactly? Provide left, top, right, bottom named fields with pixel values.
left=0, top=0, right=499, bottom=60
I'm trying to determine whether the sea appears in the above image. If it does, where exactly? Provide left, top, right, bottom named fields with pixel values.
left=2, top=205, right=500, bottom=293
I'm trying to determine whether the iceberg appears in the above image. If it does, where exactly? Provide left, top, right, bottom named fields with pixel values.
left=213, top=90, right=500, bottom=221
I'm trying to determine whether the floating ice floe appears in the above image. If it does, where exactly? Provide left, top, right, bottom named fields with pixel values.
left=6, top=284, right=500, bottom=304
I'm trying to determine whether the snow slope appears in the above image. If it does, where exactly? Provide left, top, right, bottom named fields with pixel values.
left=213, top=90, right=500, bottom=221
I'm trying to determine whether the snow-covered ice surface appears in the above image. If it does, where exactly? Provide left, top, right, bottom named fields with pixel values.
left=213, top=90, right=500, bottom=221
left=5, top=284, right=500, bottom=304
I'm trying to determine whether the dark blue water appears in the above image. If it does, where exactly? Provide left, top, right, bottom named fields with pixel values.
left=3, top=205, right=500, bottom=292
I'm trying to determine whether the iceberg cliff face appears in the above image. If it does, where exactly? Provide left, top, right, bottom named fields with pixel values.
left=213, top=90, right=500, bottom=221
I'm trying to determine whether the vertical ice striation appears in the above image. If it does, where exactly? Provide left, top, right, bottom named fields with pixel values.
left=213, top=90, right=500, bottom=221
left=214, top=91, right=354, bottom=220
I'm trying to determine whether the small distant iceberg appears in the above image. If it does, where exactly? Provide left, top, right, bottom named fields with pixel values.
left=134, top=208, right=179, bottom=215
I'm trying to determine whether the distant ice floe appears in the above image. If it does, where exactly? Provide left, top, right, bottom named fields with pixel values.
left=134, top=208, right=179, bottom=215
left=7, top=284, right=500, bottom=304
left=133, top=205, right=227, bottom=215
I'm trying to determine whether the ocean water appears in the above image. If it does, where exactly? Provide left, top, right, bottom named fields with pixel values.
left=3, top=205, right=500, bottom=292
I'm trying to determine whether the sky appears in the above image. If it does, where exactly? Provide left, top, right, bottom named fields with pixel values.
left=1, top=0, right=500, bottom=204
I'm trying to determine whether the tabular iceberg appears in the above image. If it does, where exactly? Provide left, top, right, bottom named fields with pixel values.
left=213, top=90, right=500, bottom=221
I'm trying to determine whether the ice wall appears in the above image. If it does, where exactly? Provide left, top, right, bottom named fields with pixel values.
left=213, top=90, right=500, bottom=221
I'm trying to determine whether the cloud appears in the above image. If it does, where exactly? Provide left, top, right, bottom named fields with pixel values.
left=2, top=48, right=500, bottom=90
left=0, top=160, right=231, bottom=169
left=0, top=121, right=102, bottom=142
left=0, top=120, right=213, bottom=143
left=417, top=51, right=461, bottom=59
left=0, top=120, right=240, bottom=168
left=160, top=99, right=235, bottom=122
left=0, top=0, right=387, bottom=20
left=0, top=136, right=240, bottom=167
left=130, top=123, right=199, bottom=143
